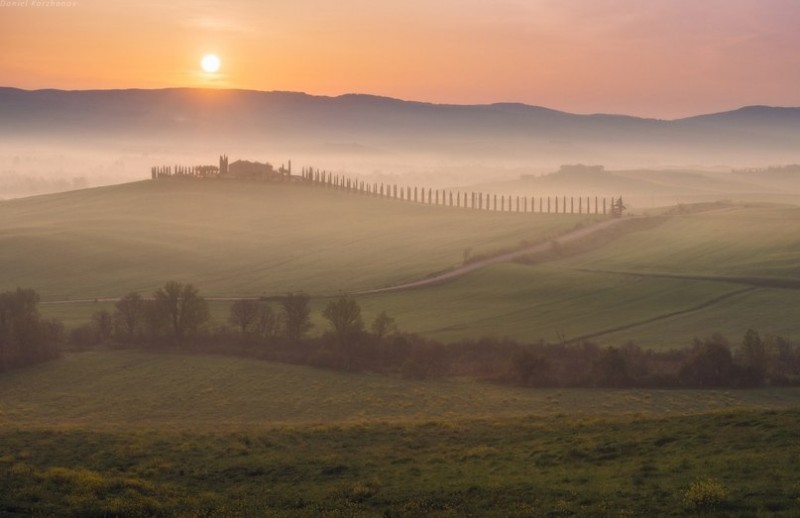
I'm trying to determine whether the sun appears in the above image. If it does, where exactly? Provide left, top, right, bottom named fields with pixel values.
left=200, top=54, right=221, bottom=73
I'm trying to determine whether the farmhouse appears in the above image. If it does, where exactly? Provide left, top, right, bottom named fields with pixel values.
left=151, top=155, right=292, bottom=180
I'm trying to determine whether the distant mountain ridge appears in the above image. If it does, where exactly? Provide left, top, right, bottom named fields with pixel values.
left=1, top=87, right=799, bottom=163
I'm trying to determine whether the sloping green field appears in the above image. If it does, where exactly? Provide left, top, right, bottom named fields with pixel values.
left=0, top=179, right=593, bottom=300
left=7, top=182, right=800, bottom=349
left=356, top=264, right=747, bottom=345
left=561, top=204, right=800, bottom=280
left=355, top=205, right=800, bottom=346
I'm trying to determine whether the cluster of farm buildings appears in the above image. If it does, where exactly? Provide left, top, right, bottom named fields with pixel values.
left=151, top=155, right=293, bottom=180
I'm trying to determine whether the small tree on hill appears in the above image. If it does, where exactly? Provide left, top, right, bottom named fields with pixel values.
left=91, top=310, right=114, bottom=344
left=229, top=299, right=260, bottom=335
left=255, top=301, right=279, bottom=340
left=610, top=196, right=626, bottom=218
left=370, top=311, right=397, bottom=341
left=153, top=281, right=209, bottom=345
left=736, top=328, right=767, bottom=386
left=0, top=288, right=61, bottom=370
left=679, top=334, right=735, bottom=387
left=280, top=292, right=312, bottom=342
left=114, top=292, right=145, bottom=341
left=323, top=296, right=364, bottom=343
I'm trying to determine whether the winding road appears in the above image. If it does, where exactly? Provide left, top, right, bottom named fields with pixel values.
left=356, top=217, right=628, bottom=295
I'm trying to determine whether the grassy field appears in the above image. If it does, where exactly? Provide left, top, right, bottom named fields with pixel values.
left=1, top=352, right=799, bottom=516
left=0, top=179, right=594, bottom=300
left=29, top=197, right=800, bottom=348
left=5, top=351, right=799, bottom=430
left=356, top=264, right=744, bottom=345
left=561, top=204, right=800, bottom=280
left=354, top=204, right=800, bottom=346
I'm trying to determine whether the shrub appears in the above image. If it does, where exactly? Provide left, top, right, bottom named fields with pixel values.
left=684, top=478, right=728, bottom=512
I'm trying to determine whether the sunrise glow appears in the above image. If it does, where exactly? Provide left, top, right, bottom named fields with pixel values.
left=200, top=54, right=220, bottom=74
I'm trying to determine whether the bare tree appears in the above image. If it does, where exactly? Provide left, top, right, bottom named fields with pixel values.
left=280, top=292, right=312, bottom=342
left=114, top=292, right=144, bottom=340
left=153, top=281, right=209, bottom=344
left=370, top=311, right=397, bottom=341
left=91, top=310, right=114, bottom=343
left=229, top=299, right=260, bottom=334
left=323, top=295, right=363, bottom=342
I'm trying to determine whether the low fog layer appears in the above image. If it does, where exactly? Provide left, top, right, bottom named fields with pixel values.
left=1, top=87, right=799, bottom=202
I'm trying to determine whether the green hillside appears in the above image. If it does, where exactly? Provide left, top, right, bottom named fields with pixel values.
left=356, top=205, right=800, bottom=346
left=6, top=180, right=800, bottom=349
left=0, top=179, right=594, bottom=300
left=561, top=204, right=800, bottom=280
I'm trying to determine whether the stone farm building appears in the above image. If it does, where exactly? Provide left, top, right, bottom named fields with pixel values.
left=151, top=155, right=292, bottom=180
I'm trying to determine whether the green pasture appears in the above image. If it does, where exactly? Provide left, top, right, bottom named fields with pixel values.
left=1, top=351, right=799, bottom=516
left=356, top=264, right=743, bottom=346
left=2, top=352, right=798, bottom=431
left=354, top=204, right=800, bottom=346
left=561, top=204, right=800, bottom=280
left=0, top=179, right=594, bottom=300
left=8, top=182, right=800, bottom=350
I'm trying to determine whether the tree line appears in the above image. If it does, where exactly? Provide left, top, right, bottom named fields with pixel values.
left=3, top=282, right=799, bottom=388
left=62, top=281, right=800, bottom=389
left=299, top=166, right=624, bottom=216
left=149, top=161, right=625, bottom=217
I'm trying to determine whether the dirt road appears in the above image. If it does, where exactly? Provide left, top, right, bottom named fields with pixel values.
left=357, top=217, right=627, bottom=295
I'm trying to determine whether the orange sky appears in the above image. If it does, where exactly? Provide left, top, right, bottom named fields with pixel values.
left=2, top=0, right=799, bottom=118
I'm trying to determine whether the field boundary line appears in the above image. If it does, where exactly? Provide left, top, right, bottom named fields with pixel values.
left=564, top=286, right=758, bottom=344
left=574, top=268, right=800, bottom=290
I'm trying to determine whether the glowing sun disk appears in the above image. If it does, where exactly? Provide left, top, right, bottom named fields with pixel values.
left=201, top=54, right=221, bottom=73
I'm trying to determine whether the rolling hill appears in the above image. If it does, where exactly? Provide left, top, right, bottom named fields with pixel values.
left=0, top=178, right=594, bottom=300
left=5, top=178, right=800, bottom=349
left=356, top=204, right=800, bottom=347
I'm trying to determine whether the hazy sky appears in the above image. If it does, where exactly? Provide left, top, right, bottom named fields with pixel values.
left=2, top=0, right=799, bottom=118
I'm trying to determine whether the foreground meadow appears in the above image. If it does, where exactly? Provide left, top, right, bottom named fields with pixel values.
left=1, top=352, right=799, bottom=516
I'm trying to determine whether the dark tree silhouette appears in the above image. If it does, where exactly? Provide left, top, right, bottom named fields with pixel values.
left=280, top=292, right=312, bottom=342
left=229, top=299, right=260, bottom=334
left=611, top=196, right=626, bottom=217
left=679, top=334, right=735, bottom=387
left=0, top=288, right=61, bottom=371
left=255, top=301, right=279, bottom=339
left=153, top=281, right=209, bottom=344
left=370, top=311, right=397, bottom=341
left=91, top=310, right=114, bottom=343
left=323, top=295, right=364, bottom=342
left=114, top=292, right=145, bottom=340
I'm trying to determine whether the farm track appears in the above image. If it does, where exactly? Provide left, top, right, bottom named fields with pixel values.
left=40, top=217, right=630, bottom=304
left=356, top=217, right=629, bottom=295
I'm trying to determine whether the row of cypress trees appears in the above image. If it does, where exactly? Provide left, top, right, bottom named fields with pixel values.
left=299, top=166, right=623, bottom=215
